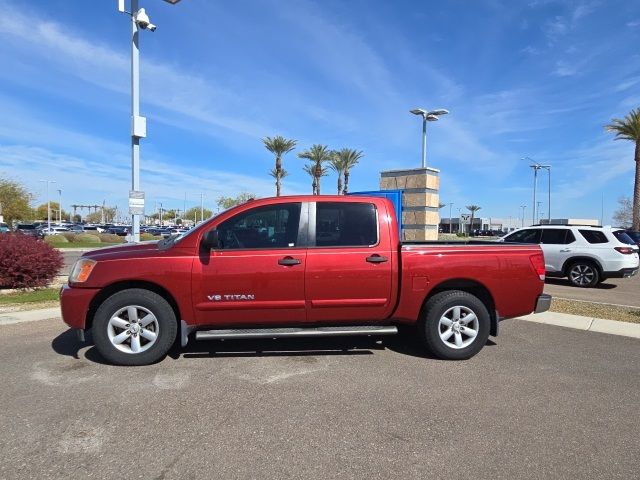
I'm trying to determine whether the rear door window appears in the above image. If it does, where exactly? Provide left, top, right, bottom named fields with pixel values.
left=503, top=229, right=541, bottom=243
left=579, top=230, right=608, bottom=244
left=315, top=202, right=378, bottom=247
left=541, top=229, right=575, bottom=244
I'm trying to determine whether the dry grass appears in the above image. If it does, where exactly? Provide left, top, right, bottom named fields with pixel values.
left=550, top=298, right=640, bottom=324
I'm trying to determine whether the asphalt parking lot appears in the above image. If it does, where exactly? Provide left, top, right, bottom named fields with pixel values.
left=1, top=317, right=638, bottom=479
left=543, top=272, right=640, bottom=307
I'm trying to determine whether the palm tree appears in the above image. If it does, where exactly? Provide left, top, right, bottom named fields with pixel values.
left=339, top=148, right=363, bottom=195
left=466, top=205, right=481, bottom=235
left=329, top=151, right=346, bottom=194
left=298, top=144, right=332, bottom=195
left=606, top=108, right=640, bottom=230
left=269, top=168, right=288, bottom=193
left=263, top=135, right=297, bottom=196
left=302, top=164, right=328, bottom=194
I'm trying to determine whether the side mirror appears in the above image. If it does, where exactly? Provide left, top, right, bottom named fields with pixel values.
left=202, top=229, right=221, bottom=249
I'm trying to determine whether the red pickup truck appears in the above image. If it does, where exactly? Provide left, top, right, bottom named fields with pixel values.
left=61, top=195, right=550, bottom=366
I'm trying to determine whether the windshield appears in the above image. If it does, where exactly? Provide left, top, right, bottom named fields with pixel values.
left=17, top=224, right=35, bottom=230
left=613, top=230, right=636, bottom=245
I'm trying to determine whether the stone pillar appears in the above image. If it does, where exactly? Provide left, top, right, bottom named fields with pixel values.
left=379, top=167, right=440, bottom=241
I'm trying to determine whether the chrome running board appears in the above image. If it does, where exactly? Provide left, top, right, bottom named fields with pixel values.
left=195, top=325, right=398, bottom=341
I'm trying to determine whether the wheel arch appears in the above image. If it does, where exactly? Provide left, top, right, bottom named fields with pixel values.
left=422, top=279, right=498, bottom=336
left=85, top=280, right=182, bottom=331
left=561, top=256, right=603, bottom=276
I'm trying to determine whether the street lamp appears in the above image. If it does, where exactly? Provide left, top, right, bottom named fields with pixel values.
left=117, top=0, right=183, bottom=242
left=522, top=157, right=551, bottom=225
left=39, top=180, right=57, bottom=232
left=448, top=202, right=453, bottom=233
left=520, top=205, right=526, bottom=227
left=57, top=188, right=63, bottom=223
left=410, top=108, right=449, bottom=168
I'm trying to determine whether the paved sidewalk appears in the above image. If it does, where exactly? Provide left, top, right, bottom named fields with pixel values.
left=0, top=307, right=61, bottom=325
left=518, top=311, right=640, bottom=338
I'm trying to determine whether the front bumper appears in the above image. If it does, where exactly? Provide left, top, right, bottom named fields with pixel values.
left=535, top=293, right=552, bottom=313
left=60, top=284, right=100, bottom=329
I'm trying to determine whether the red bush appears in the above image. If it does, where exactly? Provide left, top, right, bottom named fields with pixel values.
left=0, top=234, right=63, bottom=289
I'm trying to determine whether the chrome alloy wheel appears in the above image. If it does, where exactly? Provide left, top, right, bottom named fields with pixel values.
left=107, top=305, right=159, bottom=354
left=438, top=306, right=480, bottom=349
left=569, top=264, right=595, bottom=287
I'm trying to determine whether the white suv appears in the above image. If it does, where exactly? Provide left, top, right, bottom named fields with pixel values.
left=500, top=225, right=639, bottom=287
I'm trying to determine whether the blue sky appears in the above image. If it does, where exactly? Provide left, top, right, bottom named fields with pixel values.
left=0, top=0, right=638, bottom=224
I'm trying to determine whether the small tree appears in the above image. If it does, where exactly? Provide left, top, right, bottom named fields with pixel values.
left=612, top=196, right=633, bottom=227
left=263, top=136, right=296, bottom=196
left=0, top=177, right=33, bottom=225
left=184, top=206, right=213, bottom=223
left=216, top=192, right=257, bottom=210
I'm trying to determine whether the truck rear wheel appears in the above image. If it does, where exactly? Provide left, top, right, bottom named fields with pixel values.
left=92, top=288, right=177, bottom=366
left=420, top=290, right=490, bottom=360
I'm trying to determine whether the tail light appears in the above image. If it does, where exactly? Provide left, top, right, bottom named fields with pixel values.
left=614, top=247, right=635, bottom=254
left=529, top=252, right=546, bottom=281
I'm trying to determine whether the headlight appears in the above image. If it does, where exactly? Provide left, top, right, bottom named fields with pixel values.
left=69, top=258, right=97, bottom=283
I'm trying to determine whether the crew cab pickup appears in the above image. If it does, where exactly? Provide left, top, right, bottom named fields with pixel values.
left=60, top=196, right=550, bottom=366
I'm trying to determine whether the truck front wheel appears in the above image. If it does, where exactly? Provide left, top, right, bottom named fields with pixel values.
left=420, top=290, right=490, bottom=360
left=92, top=288, right=177, bottom=366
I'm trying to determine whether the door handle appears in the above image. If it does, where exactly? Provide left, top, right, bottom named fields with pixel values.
left=278, top=256, right=301, bottom=266
left=366, top=254, right=388, bottom=264
left=559, top=249, right=571, bottom=252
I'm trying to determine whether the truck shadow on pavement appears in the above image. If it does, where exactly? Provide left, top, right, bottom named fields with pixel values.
left=51, top=328, right=496, bottom=364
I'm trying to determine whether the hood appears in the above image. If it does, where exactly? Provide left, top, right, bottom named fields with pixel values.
left=81, top=240, right=160, bottom=260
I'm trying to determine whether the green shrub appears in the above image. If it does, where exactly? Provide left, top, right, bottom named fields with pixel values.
left=141, top=233, right=161, bottom=241
left=73, top=233, right=101, bottom=243
left=0, top=235, right=63, bottom=288
left=61, top=232, right=77, bottom=241
left=98, top=233, right=124, bottom=243
left=44, top=235, right=69, bottom=244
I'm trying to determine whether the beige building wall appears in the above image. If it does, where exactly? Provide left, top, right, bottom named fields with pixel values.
left=379, top=167, right=440, bottom=241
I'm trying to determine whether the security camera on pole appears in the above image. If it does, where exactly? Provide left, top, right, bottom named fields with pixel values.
left=117, top=0, right=182, bottom=242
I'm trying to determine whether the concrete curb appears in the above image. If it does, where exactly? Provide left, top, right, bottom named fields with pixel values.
left=0, top=307, right=61, bottom=326
left=518, top=312, right=640, bottom=339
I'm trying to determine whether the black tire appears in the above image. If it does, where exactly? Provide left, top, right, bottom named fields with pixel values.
left=419, top=290, right=491, bottom=360
left=92, top=288, right=177, bottom=366
left=567, top=261, right=599, bottom=288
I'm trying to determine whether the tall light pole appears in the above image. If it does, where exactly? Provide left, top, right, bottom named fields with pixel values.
left=200, top=193, right=205, bottom=224
left=448, top=202, right=453, bottom=233
left=57, top=188, right=63, bottom=223
left=118, top=0, right=183, bottom=242
left=39, top=180, right=56, bottom=232
left=522, top=157, right=551, bottom=225
left=410, top=108, right=449, bottom=168
left=520, top=205, right=526, bottom=227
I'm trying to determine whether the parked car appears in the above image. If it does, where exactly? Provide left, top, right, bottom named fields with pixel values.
left=624, top=230, right=640, bottom=248
left=61, top=195, right=550, bottom=366
left=500, top=225, right=639, bottom=287
left=39, top=226, right=70, bottom=236
left=15, top=224, right=39, bottom=237
left=106, top=226, right=130, bottom=236
left=0, top=222, right=10, bottom=233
